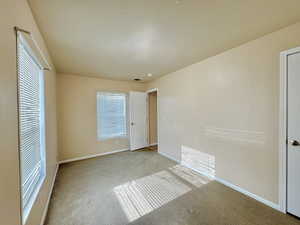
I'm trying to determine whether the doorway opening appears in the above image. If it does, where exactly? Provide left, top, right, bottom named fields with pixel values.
left=147, top=89, right=158, bottom=151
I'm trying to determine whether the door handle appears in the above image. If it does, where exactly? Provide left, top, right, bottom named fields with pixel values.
left=131, top=122, right=135, bottom=126
left=288, top=139, right=300, bottom=146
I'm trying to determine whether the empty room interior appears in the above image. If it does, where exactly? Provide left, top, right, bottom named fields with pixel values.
left=2, top=1, right=300, bottom=225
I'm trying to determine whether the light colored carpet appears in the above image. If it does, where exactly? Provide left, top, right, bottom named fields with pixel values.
left=45, top=149, right=300, bottom=225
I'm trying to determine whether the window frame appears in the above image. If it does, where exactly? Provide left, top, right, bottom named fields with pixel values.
left=96, top=91, right=128, bottom=141
left=17, top=32, right=46, bottom=225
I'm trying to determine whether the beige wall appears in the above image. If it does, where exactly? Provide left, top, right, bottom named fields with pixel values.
left=0, top=1, right=58, bottom=225
left=148, top=92, right=157, bottom=145
left=147, top=22, right=300, bottom=204
left=0, top=1, right=21, bottom=225
left=57, top=74, right=147, bottom=161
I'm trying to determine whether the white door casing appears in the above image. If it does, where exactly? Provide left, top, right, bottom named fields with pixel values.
left=129, top=91, right=148, bottom=151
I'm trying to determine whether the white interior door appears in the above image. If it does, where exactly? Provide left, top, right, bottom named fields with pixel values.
left=287, top=51, right=300, bottom=217
left=129, top=91, right=148, bottom=151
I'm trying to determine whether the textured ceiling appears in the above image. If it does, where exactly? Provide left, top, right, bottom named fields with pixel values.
left=28, top=0, right=300, bottom=81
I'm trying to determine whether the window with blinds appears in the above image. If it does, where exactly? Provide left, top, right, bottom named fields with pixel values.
left=17, top=35, right=45, bottom=217
left=97, top=92, right=127, bottom=140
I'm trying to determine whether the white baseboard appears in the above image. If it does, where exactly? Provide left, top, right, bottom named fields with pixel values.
left=158, top=151, right=280, bottom=212
left=59, top=148, right=129, bottom=164
left=181, top=162, right=215, bottom=180
left=158, top=151, right=180, bottom=163
left=214, top=176, right=280, bottom=211
left=40, top=164, right=59, bottom=225
left=149, top=143, right=158, bottom=147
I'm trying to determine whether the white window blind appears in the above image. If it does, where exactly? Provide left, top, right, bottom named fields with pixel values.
left=17, top=37, right=45, bottom=214
left=97, top=92, right=127, bottom=140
